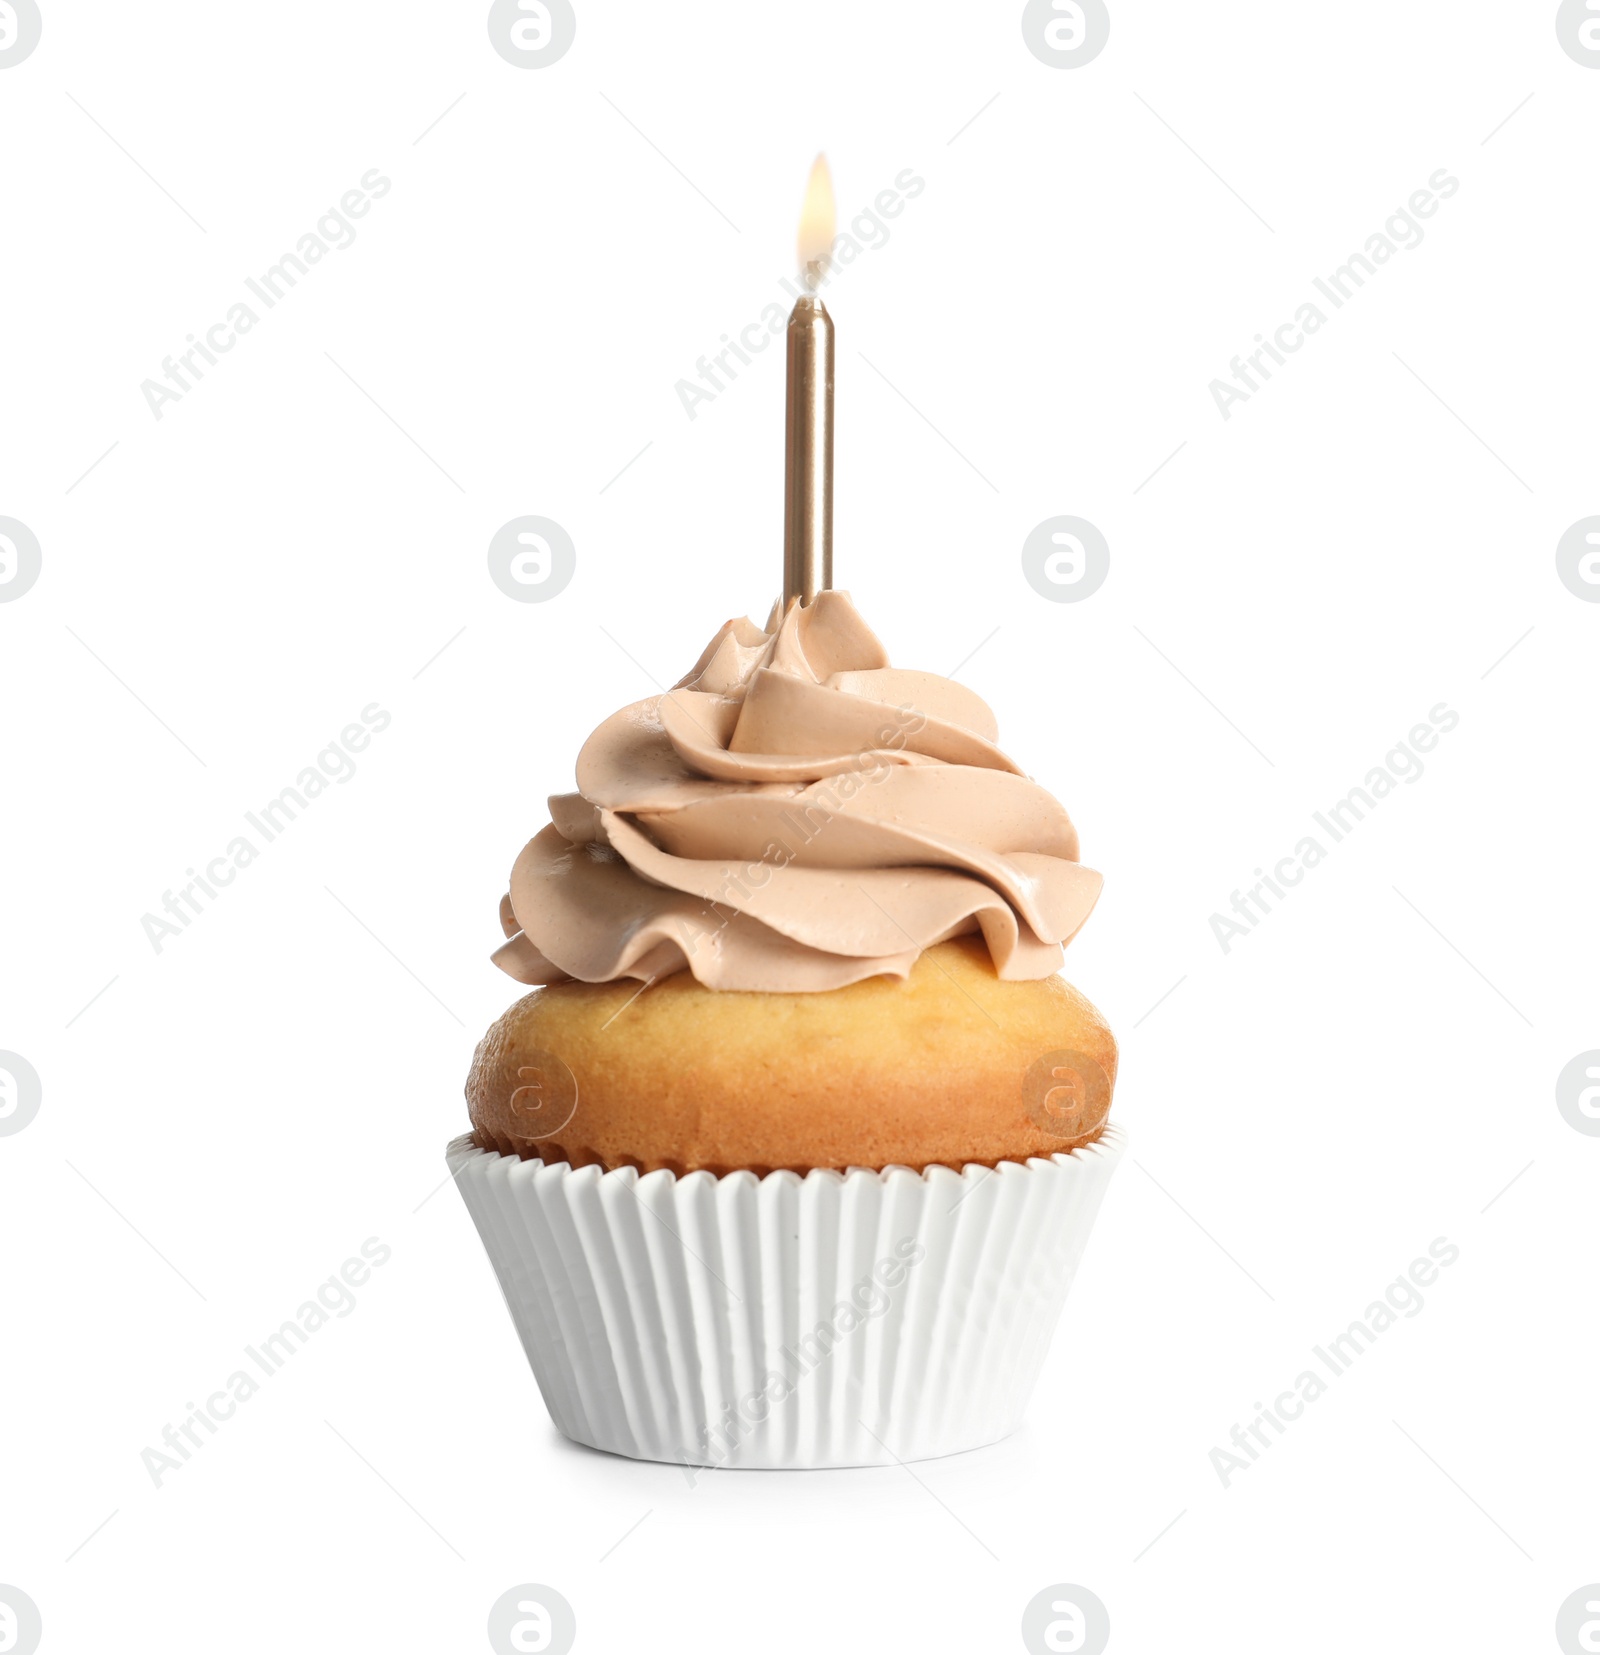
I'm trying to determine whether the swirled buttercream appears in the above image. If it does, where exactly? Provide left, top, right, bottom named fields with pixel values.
left=492, top=592, right=1103, bottom=992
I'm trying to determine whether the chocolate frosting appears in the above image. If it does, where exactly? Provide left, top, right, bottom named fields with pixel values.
left=493, top=592, right=1102, bottom=992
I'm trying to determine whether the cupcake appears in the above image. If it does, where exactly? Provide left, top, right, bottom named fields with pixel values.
left=450, top=593, right=1122, bottom=1469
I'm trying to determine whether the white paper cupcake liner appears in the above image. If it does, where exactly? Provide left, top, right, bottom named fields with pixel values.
left=447, top=1126, right=1123, bottom=1470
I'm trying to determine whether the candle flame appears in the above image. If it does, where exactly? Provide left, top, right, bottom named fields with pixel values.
left=797, top=153, right=835, bottom=290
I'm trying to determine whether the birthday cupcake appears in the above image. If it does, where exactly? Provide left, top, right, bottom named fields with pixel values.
left=449, top=592, right=1123, bottom=1469
left=450, top=154, right=1120, bottom=1468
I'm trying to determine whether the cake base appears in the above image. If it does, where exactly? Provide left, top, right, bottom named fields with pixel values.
left=467, top=937, right=1119, bottom=1175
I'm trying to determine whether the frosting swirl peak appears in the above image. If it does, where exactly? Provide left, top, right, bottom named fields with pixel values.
left=494, top=593, right=1102, bottom=992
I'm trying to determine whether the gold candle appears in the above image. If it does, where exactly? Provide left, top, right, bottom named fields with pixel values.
left=784, top=155, right=836, bottom=608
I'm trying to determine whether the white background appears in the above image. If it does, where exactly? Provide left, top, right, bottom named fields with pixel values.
left=3, top=2, right=1597, bottom=1651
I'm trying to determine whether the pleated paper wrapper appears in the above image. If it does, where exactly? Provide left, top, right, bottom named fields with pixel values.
left=447, top=1125, right=1123, bottom=1469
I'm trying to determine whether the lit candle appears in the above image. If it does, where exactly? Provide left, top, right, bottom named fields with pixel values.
left=784, top=154, right=836, bottom=608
